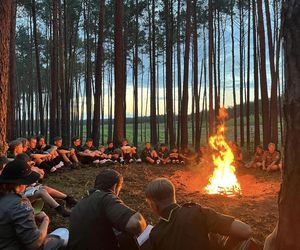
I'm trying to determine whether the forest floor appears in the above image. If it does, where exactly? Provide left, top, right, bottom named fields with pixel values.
left=43, top=161, right=281, bottom=246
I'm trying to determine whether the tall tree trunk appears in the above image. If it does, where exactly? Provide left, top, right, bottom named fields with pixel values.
left=50, top=0, right=59, bottom=142
left=231, top=5, right=237, bottom=142
left=257, top=0, right=270, bottom=148
left=180, top=0, right=191, bottom=150
left=59, top=0, right=67, bottom=143
left=208, top=0, right=214, bottom=136
left=113, top=0, right=124, bottom=145
left=32, top=0, right=44, bottom=135
left=239, top=1, right=244, bottom=146
left=133, top=0, right=139, bottom=147
left=150, top=0, right=157, bottom=146
left=164, top=0, right=175, bottom=147
left=193, top=0, right=200, bottom=151
left=277, top=1, right=300, bottom=248
left=176, top=0, right=181, bottom=148
left=6, top=0, right=16, bottom=141
left=246, top=2, right=251, bottom=150
left=252, top=0, right=260, bottom=146
left=265, top=0, right=278, bottom=145
left=92, top=0, right=105, bottom=147
left=0, top=0, right=12, bottom=152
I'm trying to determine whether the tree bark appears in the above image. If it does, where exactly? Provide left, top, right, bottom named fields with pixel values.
left=92, top=0, right=105, bottom=147
left=113, top=0, right=125, bottom=145
left=6, top=0, right=16, bottom=141
left=208, top=0, right=214, bottom=136
left=257, top=0, right=270, bottom=148
left=277, top=1, right=300, bottom=248
left=180, top=0, right=191, bottom=150
left=0, top=0, right=12, bottom=152
left=231, top=5, right=237, bottom=142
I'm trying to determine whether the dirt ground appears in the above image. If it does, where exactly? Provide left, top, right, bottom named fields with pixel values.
left=43, top=161, right=281, bottom=246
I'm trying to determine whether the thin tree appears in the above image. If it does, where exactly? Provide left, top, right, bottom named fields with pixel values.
left=7, top=0, right=17, bottom=141
left=113, top=0, right=125, bottom=145
left=0, top=0, right=12, bottom=151
left=257, top=0, right=270, bottom=148
left=164, top=0, right=175, bottom=147
left=92, top=0, right=105, bottom=147
left=252, top=0, right=260, bottom=146
left=50, top=0, right=59, bottom=142
left=265, top=0, right=278, bottom=145
left=150, top=0, right=157, bottom=146
left=277, top=1, right=300, bottom=248
left=181, top=0, right=192, bottom=149
left=208, top=0, right=214, bottom=136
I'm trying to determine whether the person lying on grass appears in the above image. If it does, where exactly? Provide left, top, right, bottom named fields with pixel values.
left=15, top=153, right=77, bottom=217
left=145, top=178, right=253, bottom=250
left=262, top=143, right=281, bottom=172
left=141, top=142, right=159, bottom=165
left=68, top=169, right=146, bottom=250
left=0, top=159, right=68, bottom=250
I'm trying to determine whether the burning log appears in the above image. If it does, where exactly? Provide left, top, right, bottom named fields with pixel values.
left=205, top=107, right=241, bottom=196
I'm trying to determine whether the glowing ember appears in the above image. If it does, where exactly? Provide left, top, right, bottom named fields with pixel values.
left=205, top=107, right=241, bottom=196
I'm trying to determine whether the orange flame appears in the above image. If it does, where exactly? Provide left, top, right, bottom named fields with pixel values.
left=205, top=107, right=241, bottom=196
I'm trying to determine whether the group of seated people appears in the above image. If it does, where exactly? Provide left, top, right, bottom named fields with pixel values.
left=0, top=136, right=201, bottom=176
left=247, top=143, right=282, bottom=172
left=0, top=159, right=257, bottom=250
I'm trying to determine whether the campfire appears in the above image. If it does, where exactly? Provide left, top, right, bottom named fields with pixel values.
left=205, top=107, right=241, bottom=196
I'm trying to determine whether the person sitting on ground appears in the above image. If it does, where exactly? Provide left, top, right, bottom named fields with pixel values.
left=71, top=136, right=99, bottom=165
left=169, top=147, right=184, bottom=164
left=145, top=178, right=252, bottom=250
left=15, top=153, right=76, bottom=217
left=68, top=169, right=147, bottom=250
left=262, top=143, right=281, bottom=172
left=121, top=139, right=142, bottom=163
left=104, top=141, right=125, bottom=164
left=180, top=148, right=197, bottom=164
left=141, top=142, right=159, bottom=165
left=7, top=139, right=24, bottom=160
left=157, top=144, right=170, bottom=165
left=0, top=159, right=69, bottom=250
left=53, top=136, right=79, bottom=168
left=247, top=145, right=264, bottom=169
left=96, top=145, right=115, bottom=164
left=26, top=136, right=62, bottom=173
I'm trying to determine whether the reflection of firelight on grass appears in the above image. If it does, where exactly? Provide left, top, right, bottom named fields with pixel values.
left=205, top=107, right=241, bottom=196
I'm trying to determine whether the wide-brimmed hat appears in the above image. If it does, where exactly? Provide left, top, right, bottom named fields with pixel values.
left=0, top=159, right=40, bottom=185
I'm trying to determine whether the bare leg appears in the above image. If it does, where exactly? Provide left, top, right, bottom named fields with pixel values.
left=32, top=189, right=60, bottom=208
left=42, top=186, right=67, bottom=199
left=146, top=156, right=155, bottom=164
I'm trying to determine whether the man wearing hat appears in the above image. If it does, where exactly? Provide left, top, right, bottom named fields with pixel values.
left=68, top=169, right=147, bottom=250
left=0, top=159, right=68, bottom=249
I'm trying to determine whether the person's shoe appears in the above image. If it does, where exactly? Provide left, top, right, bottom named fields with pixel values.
left=55, top=205, right=71, bottom=217
left=114, top=160, right=118, bottom=164
left=129, top=159, right=134, bottom=163
left=99, top=159, right=108, bottom=164
left=50, top=166, right=57, bottom=173
left=172, top=160, right=176, bottom=164
left=93, top=159, right=100, bottom=164
left=135, top=158, right=142, bottom=163
left=156, top=160, right=161, bottom=165
left=176, top=160, right=180, bottom=164
left=120, top=158, right=125, bottom=165
left=64, top=196, right=77, bottom=208
left=180, top=160, right=185, bottom=165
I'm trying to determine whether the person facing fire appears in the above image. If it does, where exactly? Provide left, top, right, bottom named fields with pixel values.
left=68, top=169, right=146, bottom=250
left=157, top=144, right=170, bottom=165
left=247, top=145, right=264, bottom=169
left=262, top=143, right=281, bottom=172
left=145, top=178, right=252, bottom=250
left=141, top=143, right=159, bottom=164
